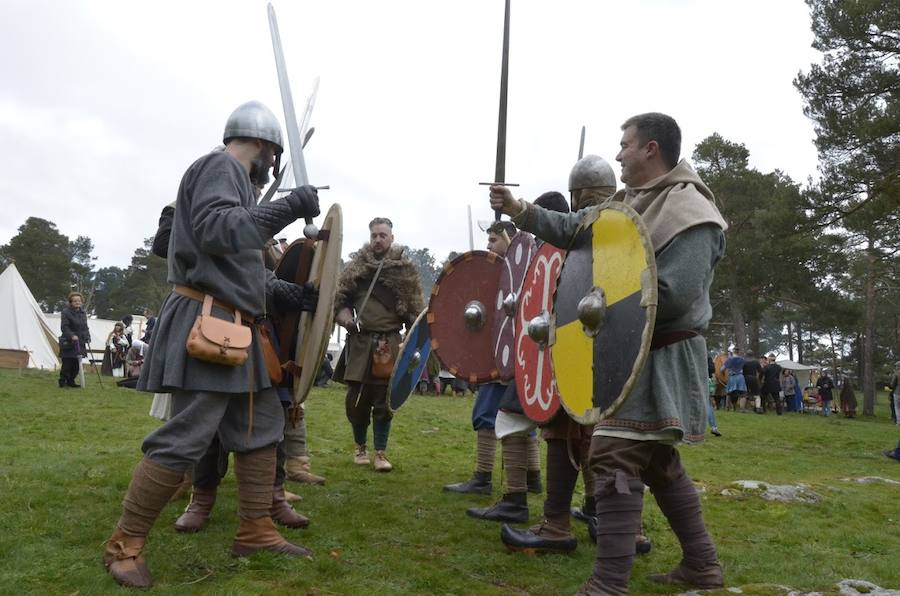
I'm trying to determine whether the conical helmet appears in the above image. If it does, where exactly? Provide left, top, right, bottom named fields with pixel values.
left=568, top=154, right=616, bottom=191
left=222, top=100, right=284, bottom=154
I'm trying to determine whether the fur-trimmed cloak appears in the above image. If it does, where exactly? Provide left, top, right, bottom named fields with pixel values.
left=334, top=244, right=425, bottom=326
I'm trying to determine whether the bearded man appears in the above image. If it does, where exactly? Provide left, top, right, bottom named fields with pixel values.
left=102, top=101, right=321, bottom=589
left=333, top=217, right=425, bottom=472
left=491, top=112, right=727, bottom=593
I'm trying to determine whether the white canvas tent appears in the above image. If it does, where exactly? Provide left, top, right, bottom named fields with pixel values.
left=0, top=264, right=60, bottom=370
left=776, top=359, right=819, bottom=387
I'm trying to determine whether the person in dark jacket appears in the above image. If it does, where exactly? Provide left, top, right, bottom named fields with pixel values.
left=58, top=291, right=90, bottom=388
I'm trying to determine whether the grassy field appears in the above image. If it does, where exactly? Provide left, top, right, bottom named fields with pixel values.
left=0, top=369, right=898, bottom=595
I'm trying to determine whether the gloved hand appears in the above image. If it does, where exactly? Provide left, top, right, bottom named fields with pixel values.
left=285, top=185, right=320, bottom=219
left=272, top=280, right=318, bottom=313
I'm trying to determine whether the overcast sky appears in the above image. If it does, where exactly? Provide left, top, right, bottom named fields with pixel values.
left=0, top=0, right=821, bottom=270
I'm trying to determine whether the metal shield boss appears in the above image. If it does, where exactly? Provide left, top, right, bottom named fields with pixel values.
left=514, top=242, right=565, bottom=423
left=428, top=251, right=504, bottom=384
left=387, top=308, right=431, bottom=413
left=552, top=203, right=657, bottom=424
left=492, top=232, right=535, bottom=380
left=293, top=203, right=343, bottom=403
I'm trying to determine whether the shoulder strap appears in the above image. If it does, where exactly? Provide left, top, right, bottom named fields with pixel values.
left=354, top=258, right=386, bottom=325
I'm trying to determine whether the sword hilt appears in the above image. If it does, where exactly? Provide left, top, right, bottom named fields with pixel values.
left=479, top=181, right=519, bottom=222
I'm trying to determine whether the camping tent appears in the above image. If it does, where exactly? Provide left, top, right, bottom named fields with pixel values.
left=0, top=264, right=60, bottom=370
left=776, top=359, right=819, bottom=387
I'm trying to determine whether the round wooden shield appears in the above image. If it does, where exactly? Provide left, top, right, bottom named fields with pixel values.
left=428, top=250, right=504, bottom=384
left=293, top=203, right=343, bottom=403
left=514, top=242, right=565, bottom=423
left=492, top=232, right=536, bottom=380
left=552, top=203, right=657, bottom=424
left=387, top=308, right=431, bottom=413
left=271, top=239, right=316, bottom=364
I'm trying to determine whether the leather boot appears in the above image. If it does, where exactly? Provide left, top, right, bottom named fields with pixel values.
left=527, top=470, right=543, bottom=494
left=373, top=450, right=393, bottom=472
left=174, top=485, right=217, bottom=533
left=571, top=496, right=596, bottom=523
left=104, top=457, right=184, bottom=588
left=648, top=473, right=722, bottom=588
left=444, top=470, right=493, bottom=494
left=353, top=444, right=369, bottom=466
left=231, top=447, right=312, bottom=559
left=270, top=485, right=310, bottom=529
left=103, top=529, right=151, bottom=589
left=501, top=519, right=577, bottom=554
left=648, top=561, right=724, bottom=588
left=285, top=455, right=326, bottom=485
left=466, top=492, right=528, bottom=523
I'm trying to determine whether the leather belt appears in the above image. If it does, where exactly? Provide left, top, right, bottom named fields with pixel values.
left=650, top=330, right=699, bottom=351
left=173, top=285, right=254, bottom=324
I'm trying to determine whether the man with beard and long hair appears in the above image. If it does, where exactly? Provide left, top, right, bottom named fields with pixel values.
left=490, top=112, right=726, bottom=593
left=102, top=101, right=321, bottom=589
left=333, top=217, right=425, bottom=472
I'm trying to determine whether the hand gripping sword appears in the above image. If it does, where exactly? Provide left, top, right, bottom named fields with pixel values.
left=267, top=3, right=326, bottom=239
left=479, top=0, right=518, bottom=231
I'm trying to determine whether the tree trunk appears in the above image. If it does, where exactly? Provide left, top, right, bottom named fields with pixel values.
left=862, top=241, right=877, bottom=416
left=796, top=321, right=804, bottom=363
left=730, top=298, right=746, bottom=351
left=786, top=321, right=793, bottom=361
left=749, top=318, right=760, bottom=356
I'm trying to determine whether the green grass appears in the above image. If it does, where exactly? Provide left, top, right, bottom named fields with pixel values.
left=0, top=369, right=898, bottom=595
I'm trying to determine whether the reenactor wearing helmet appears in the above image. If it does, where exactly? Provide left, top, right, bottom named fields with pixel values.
left=501, top=157, right=651, bottom=556
left=102, top=101, right=321, bottom=589
left=491, top=113, right=727, bottom=593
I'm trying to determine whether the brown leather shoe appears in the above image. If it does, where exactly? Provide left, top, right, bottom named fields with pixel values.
left=103, top=528, right=152, bottom=589
left=231, top=516, right=312, bottom=558
left=285, top=456, right=326, bottom=485
left=353, top=444, right=369, bottom=466
left=270, top=485, right=310, bottom=529
left=648, top=561, right=724, bottom=588
left=174, top=486, right=216, bottom=533
left=373, top=450, right=392, bottom=472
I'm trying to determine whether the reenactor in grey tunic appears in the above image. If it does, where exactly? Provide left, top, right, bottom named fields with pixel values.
left=490, top=113, right=727, bottom=594
left=103, top=101, right=321, bottom=589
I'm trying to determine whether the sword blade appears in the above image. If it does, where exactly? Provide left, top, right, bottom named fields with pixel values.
left=578, top=126, right=585, bottom=160
left=488, top=0, right=512, bottom=222
left=268, top=3, right=309, bottom=190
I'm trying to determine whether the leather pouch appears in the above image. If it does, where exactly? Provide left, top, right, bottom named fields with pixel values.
left=185, top=295, right=251, bottom=367
left=371, top=336, right=394, bottom=379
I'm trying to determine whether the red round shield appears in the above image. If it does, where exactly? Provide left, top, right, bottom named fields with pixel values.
left=492, top=232, right=536, bottom=380
left=428, top=251, right=503, bottom=384
left=514, top=242, right=565, bottom=423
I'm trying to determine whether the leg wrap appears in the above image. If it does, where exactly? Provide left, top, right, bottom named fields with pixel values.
left=475, top=428, right=496, bottom=474
left=501, top=433, right=528, bottom=494
left=651, top=472, right=718, bottom=569
left=526, top=433, right=541, bottom=472
left=118, top=457, right=185, bottom=537
left=588, top=472, right=645, bottom=593
left=543, top=439, right=579, bottom=525
left=234, top=446, right=277, bottom=520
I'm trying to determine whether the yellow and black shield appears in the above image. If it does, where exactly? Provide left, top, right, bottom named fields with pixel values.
left=551, top=203, right=657, bottom=424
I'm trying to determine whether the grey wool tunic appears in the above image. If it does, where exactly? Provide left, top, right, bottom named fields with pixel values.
left=137, top=151, right=276, bottom=394
left=513, top=203, right=726, bottom=444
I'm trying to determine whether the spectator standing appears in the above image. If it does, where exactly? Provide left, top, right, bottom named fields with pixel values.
left=781, top=370, right=797, bottom=413
left=58, top=291, right=91, bottom=388
left=761, top=355, right=783, bottom=415
left=742, top=351, right=763, bottom=413
left=141, top=309, right=156, bottom=343
left=889, top=361, right=900, bottom=426
left=722, top=349, right=747, bottom=411
left=816, top=371, right=835, bottom=417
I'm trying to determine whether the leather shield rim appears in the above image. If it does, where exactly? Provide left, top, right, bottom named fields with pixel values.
left=553, top=202, right=658, bottom=425
left=293, top=203, right=343, bottom=403
left=387, top=307, right=430, bottom=413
